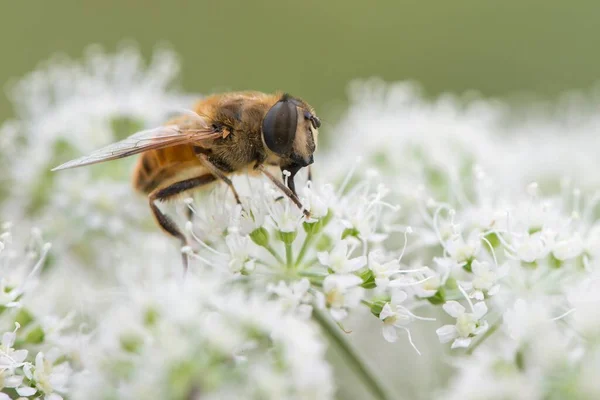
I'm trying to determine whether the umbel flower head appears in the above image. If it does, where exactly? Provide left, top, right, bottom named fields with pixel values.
left=3, top=45, right=600, bottom=400
left=70, top=272, right=335, bottom=400
left=183, top=172, right=434, bottom=345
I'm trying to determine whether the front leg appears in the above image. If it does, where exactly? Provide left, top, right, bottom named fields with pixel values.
left=258, top=165, right=310, bottom=218
left=194, top=152, right=242, bottom=205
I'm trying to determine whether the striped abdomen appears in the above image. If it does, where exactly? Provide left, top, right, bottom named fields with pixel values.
left=132, top=145, right=210, bottom=195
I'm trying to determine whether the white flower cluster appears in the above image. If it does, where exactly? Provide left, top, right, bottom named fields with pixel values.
left=0, top=226, right=71, bottom=400
left=1, top=45, right=187, bottom=269
left=184, top=173, right=435, bottom=348
left=70, top=272, right=334, bottom=400
left=329, top=81, right=600, bottom=398
left=3, top=46, right=600, bottom=399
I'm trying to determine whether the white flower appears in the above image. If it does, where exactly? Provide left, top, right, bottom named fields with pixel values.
left=0, top=280, right=21, bottom=308
left=446, top=231, right=481, bottom=264
left=302, top=183, right=332, bottom=220
left=0, top=330, right=28, bottom=369
left=267, top=279, right=313, bottom=319
left=339, top=183, right=391, bottom=243
left=409, top=266, right=443, bottom=298
left=459, top=260, right=508, bottom=300
left=318, top=240, right=366, bottom=274
left=436, top=301, right=488, bottom=348
left=320, top=274, right=365, bottom=321
left=552, top=233, right=583, bottom=261
left=225, top=233, right=255, bottom=274
left=24, top=352, right=71, bottom=398
left=269, top=200, right=303, bottom=233
left=1, top=371, right=24, bottom=388
left=239, top=196, right=268, bottom=235
left=567, top=273, right=600, bottom=338
left=368, top=250, right=400, bottom=289
left=379, top=291, right=413, bottom=342
left=511, top=230, right=554, bottom=263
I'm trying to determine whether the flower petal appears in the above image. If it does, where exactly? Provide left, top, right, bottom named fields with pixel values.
left=2, top=331, right=15, bottom=347
left=16, top=386, right=37, bottom=396
left=382, top=325, right=398, bottom=343
left=472, top=302, right=488, bottom=319
left=4, top=374, right=24, bottom=387
left=317, top=252, right=330, bottom=266
left=330, top=307, right=348, bottom=321
left=473, top=320, right=489, bottom=336
left=374, top=277, right=389, bottom=289
left=436, top=325, right=457, bottom=343
left=451, top=337, right=472, bottom=349
left=379, top=303, right=394, bottom=320
left=346, top=255, right=367, bottom=271
left=442, top=301, right=465, bottom=318
left=11, top=349, right=28, bottom=363
left=391, top=290, right=408, bottom=305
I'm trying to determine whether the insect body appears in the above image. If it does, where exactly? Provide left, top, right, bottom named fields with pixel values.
left=53, top=91, right=320, bottom=263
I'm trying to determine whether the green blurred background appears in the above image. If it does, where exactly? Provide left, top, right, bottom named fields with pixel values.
left=1, top=0, right=600, bottom=121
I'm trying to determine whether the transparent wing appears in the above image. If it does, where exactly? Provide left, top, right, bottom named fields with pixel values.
left=52, top=115, right=220, bottom=171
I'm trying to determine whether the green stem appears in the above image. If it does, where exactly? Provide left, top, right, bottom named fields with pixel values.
left=466, top=321, right=500, bottom=355
left=285, top=242, right=293, bottom=269
left=300, top=257, right=319, bottom=270
left=298, top=271, right=327, bottom=278
left=313, top=308, right=391, bottom=400
left=361, top=299, right=375, bottom=308
left=264, top=245, right=284, bottom=265
left=295, top=231, right=315, bottom=266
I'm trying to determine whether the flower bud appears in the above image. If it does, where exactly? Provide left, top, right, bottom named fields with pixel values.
left=426, top=286, right=446, bottom=305
left=249, top=227, right=270, bottom=247
left=359, top=269, right=376, bottom=289
left=369, top=298, right=390, bottom=318
left=277, top=230, right=297, bottom=245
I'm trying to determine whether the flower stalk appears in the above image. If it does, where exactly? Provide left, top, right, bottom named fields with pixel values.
left=313, top=308, right=392, bottom=400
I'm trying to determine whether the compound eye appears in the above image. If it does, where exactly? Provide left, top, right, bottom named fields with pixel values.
left=262, top=99, right=298, bottom=154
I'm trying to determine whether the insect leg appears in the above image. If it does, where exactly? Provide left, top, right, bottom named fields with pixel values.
left=149, top=174, right=217, bottom=268
left=195, top=153, right=242, bottom=205
left=258, top=165, right=310, bottom=218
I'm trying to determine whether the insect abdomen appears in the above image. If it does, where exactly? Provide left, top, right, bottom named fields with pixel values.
left=133, top=145, right=204, bottom=194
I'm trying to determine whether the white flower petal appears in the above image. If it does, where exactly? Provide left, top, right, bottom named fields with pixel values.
left=487, top=285, right=500, bottom=296
left=379, top=303, right=394, bottom=320
left=330, top=307, right=348, bottom=321
left=17, top=386, right=37, bottom=396
left=473, top=320, right=489, bottom=336
left=324, top=274, right=362, bottom=290
left=346, top=256, right=367, bottom=272
left=391, top=290, right=408, bottom=305
left=374, top=277, right=389, bottom=289
left=317, top=252, right=330, bottom=266
left=382, top=325, right=398, bottom=342
left=471, top=260, right=487, bottom=276
left=472, top=302, right=488, bottom=319
left=11, top=349, right=28, bottom=364
left=442, top=301, right=465, bottom=318
left=4, top=374, right=24, bottom=387
left=24, top=364, right=33, bottom=380
left=451, top=337, right=472, bottom=349
left=2, top=331, right=15, bottom=347
left=436, top=325, right=458, bottom=343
